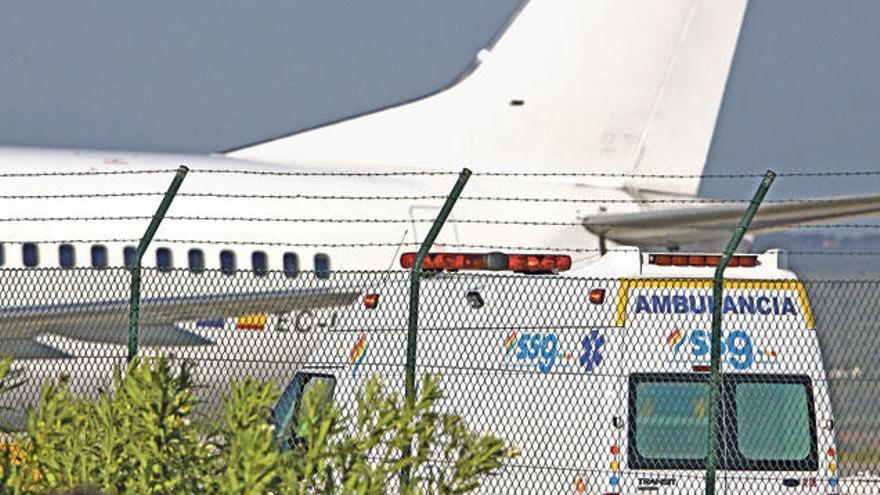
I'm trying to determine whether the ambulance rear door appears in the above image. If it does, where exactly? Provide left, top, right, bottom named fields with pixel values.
left=614, top=278, right=837, bottom=494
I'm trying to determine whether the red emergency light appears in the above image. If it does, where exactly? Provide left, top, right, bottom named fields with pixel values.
left=400, top=252, right=571, bottom=273
left=648, top=253, right=758, bottom=268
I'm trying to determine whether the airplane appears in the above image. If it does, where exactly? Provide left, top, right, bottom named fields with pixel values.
left=1, top=0, right=879, bottom=427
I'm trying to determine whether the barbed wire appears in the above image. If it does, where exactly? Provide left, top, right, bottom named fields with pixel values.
left=0, top=192, right=165, bottom=200
left=0, top=215, right=592, bottom=225
left=788, top=224, right=880, bottom=229
left=183, top=193, right=753, bottom=203
left=1, top=237, right=600, bottom=251
left=471, top=170, right=880, bottom=178
left=173, top=192, right=880, bottom=204
left=0, top=169, right=179, bottom=178
left=0, top=238, right=140, bottom=245
left=0, top=216, right=156, bottom=222
left=189, top=168, right=458, bottom=177
left=0, top=193, right=805, bottom=203
left=0, top=238, right=409, bottom=248
left=2, top=167, right=880, bottom=179
left=1, top=214, right=879, bottom=231
left=769, top=251, right=880, bottom=256
left=2, top=189, right=877, bottom=205
left=174, top=193, right=875, bottom=204
left=189, top=169, right=880, bottom=179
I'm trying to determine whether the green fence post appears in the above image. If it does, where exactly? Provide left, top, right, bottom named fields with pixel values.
left=127, top=165, right=189, bottom=362
left=401, top=167, right=470, bottom=485
left=705, top=170, right=775, bottom=495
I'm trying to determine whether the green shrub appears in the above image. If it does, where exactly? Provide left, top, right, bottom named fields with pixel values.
left=2, top=356, right=21, bottom=492
left=4, top=359, right=210, bottom=495
left=0, top=357, right=20, bottom=428
left=283, top=375, right=514, bottom=495
left=0, top=358, right=513, bottom=494
left=209, top=379, right=281, bottom=495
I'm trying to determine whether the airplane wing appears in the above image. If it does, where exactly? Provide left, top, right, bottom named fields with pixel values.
left=582, top=193, right=880, bottom=249
left=0, top=288, right=360, bottom=359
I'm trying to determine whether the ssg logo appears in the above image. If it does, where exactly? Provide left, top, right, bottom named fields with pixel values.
left=664, top=327, right=779, bottom=370
left=667, top=327, right=686, bottom=352
left=502, top=330, right=605, bottom=373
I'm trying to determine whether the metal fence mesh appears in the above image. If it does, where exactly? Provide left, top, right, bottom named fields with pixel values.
left=1, top=267, right=878, bottom=493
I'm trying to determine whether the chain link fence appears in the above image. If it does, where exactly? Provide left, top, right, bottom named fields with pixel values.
left=1, top=267, right=878, bottom=493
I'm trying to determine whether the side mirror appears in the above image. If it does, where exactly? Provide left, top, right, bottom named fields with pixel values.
left=272, top=372, right=336, bottom=450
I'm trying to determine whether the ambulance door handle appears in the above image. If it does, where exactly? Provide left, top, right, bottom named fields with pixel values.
left=781, top=478, right=800, bottom=487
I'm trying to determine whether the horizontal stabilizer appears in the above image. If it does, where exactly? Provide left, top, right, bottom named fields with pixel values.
left=583, top=193, right=880, bottom=248
left=1, top=339, right=71, bottom=360
left=51, top=325, right=213, bottom=347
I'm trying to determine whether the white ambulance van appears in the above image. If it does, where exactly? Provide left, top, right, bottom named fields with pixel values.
left=278, top=248, right=841, bottom=494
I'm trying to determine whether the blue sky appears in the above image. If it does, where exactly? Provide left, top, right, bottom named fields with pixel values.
left=1, top=1, right=879, bottom=200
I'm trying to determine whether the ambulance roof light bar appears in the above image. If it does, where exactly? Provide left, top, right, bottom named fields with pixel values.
left=400, top=252, right=571, bottom=273
left=648, top=253, right=758, bottom=268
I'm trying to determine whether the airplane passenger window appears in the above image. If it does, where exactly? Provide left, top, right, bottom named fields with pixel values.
left=58, top=244, right=75, bottom=268
left=123, top=246, right=136, bottom=269
left=220, top=250, right=236, bottom=275
left=22, top=243, right=39, bottom=268
left=252, top=251, right=268, bottom=276
left=188, top=249, right=205, bottom=273
left=283, top=252, right=298, bottom=278
left=91, top=245, right=108, bottom=269
left=156, top=248, right=173, bottom=272
left=314, top=253, right=330, bottom=279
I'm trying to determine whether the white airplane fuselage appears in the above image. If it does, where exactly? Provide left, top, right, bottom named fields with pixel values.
left=0, top=145, right=640, bottom=275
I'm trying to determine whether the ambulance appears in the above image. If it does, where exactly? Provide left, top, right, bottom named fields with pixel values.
left=277, top=248, right=842, bottom=494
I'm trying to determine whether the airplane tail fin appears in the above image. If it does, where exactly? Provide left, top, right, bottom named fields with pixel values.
left=227, top=0, right=748, bottom=196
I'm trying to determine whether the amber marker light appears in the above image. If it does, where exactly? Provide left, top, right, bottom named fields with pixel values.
left=364, top=293, right=379, bottom=309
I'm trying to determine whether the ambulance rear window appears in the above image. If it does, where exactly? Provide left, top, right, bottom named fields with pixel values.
left=736, top=383, right=811, bottom=461
left=629, top=373, right=817, bottom=471
left=629, top=376, right=709, bottom=468
left=727, top=375, right=817, bottom=471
